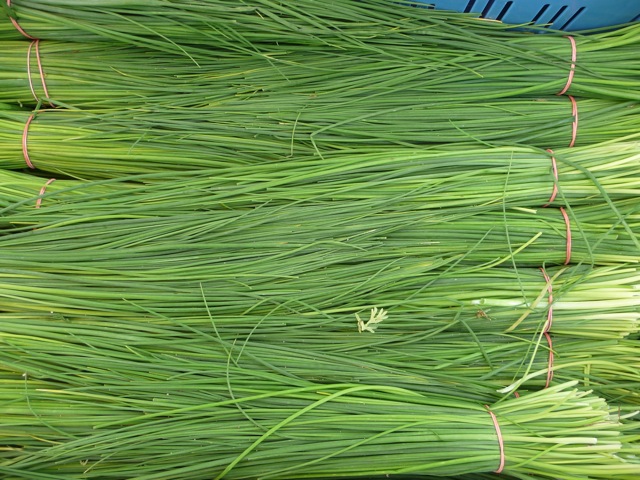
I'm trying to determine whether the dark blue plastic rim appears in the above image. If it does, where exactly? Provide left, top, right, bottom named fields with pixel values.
left=411, top=0, right=640, bottom=30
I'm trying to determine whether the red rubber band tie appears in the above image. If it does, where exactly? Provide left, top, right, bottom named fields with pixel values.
left=560, top=207, right=572, bottom=265
left=540, top=268, right=555, bottom=388
left=26, top=40, right=38, bottom=102
left=557, top=36, right=576, bottom=96
left=544, top=332, right=555, bottom=387
left=541, top=153, right=572, bottom=265
left=485, top=406, right=505, bottom=474
left=544, top=149, right=559, bottom=206
left=36, top=178, right=55, bottom=208
left=568, top=95, right=578, bottom=148
left=7, top=0, right=36, bottom=39
left=540, top=268, right=554, bottom=333
left=27, top=40, right=53, bottom=107
left=22, top=113, right=36, bottom=169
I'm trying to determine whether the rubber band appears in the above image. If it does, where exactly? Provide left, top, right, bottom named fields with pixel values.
left=539, top=268, right=554, bottom=333
left=544, top=332, right=555, bottom=388
left=26, top=41, right=38, bottom=103
left=7, top=0, right=36, bottom=39
left=540, top=268, right=555, bottom=388
left=35, top=39, right=52, bottom=105
left=568, top=95, right=578, bottom=148
left=544, top=149, right=559, bottom=206
left=22, top=114, right=36, bottom=169
left=560, top=207, right=572, bottom=265
left=35, top=178, right=55, bottom=208
left=26, top=40, right=53, bottom=107
left=557, top=36, right=576, bottom=96
left=540, top=155, right=571, bottom=263
left=484, top=406, right=505, bottom=474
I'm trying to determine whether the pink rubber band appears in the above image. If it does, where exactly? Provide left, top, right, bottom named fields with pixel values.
left=540, top=268, right=555, bottom=388
left=485, top=406, right=505, bottom=474
left=544, top=332, right=555, bottom=388
left=27, top=41, right=38, bottom=102
left=35, top=178, right=55, bottom=208
left=540, top=155, right=571, bottom=264
left=22, top=114, right=36, bottom=169
left=35, top=40, right=52, bottom=105
left=568, top=95, right=578, bottom=148
left=540, top=268, right=554, bottom=333
left=7, top=0, right=36, bottom=39
left=560, top=207, right=572, bottom=265
left=544, top=149, right=559, bottom=206
left=27, top=40, right=53, bottom=106
left=557, top=36, right=576, bottom=96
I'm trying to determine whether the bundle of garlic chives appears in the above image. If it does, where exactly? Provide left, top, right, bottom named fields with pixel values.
left=0, top=263, right=637, bottom=339
left=2, top=1, right=640, bottom=101
left=0, top=102, right=639, bottom=169
left=1, top=32, right=640, bottom=115
left=2, top=190, right=639, bottom=259
left=385, top=336, right=640, bottom=404
left=2, top=147, right=639, bottom=213
left=2, top=129, right=640, bottom=205
left=541, top=338, right=640, bottom=404
left=0, top=169, right=138, bottom=211
left=0, top=310, right=503, bottom=403
left=0, top=41, right=259, bottom=108
left=2, top=306, right=638, bottom=404
left=2, top=145, right=638, bottom=261
left=1, top=321, right=639, bottom=480
left=0, top=182, right=638, bottom=332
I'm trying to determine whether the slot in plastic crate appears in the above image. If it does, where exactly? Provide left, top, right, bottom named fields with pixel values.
left=413, top=1, right=640, bottom=30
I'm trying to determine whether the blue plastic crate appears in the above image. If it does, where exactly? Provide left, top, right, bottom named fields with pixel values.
left=413, top=1, right=640, bottom=30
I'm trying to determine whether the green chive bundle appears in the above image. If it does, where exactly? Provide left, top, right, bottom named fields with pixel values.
left=1, top=265, right=638, bottom=403
left=2, top=1, right=640, bottom=102
left=0, top=193, right=638, bottom=334
left=1, top=114, right=640, bottom=192
left=1, top=326, right=639, bottom=480
left=0, top=101, right=638, bottom=169
left=0, top=41, right=254, bottom=108
left=2, top=193, right=640, bottom=260
left=3, top=141, right=640, bottom=208
left=1, top=31, right=640, bottom=113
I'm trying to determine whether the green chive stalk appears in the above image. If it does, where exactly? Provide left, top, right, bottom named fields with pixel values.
left=0, top=101, right=23, bottom=111
left=2, top=1, right=639, bottom=101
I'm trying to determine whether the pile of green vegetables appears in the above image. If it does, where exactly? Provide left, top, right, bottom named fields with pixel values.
left=0, top=1, right=639, bottom=479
